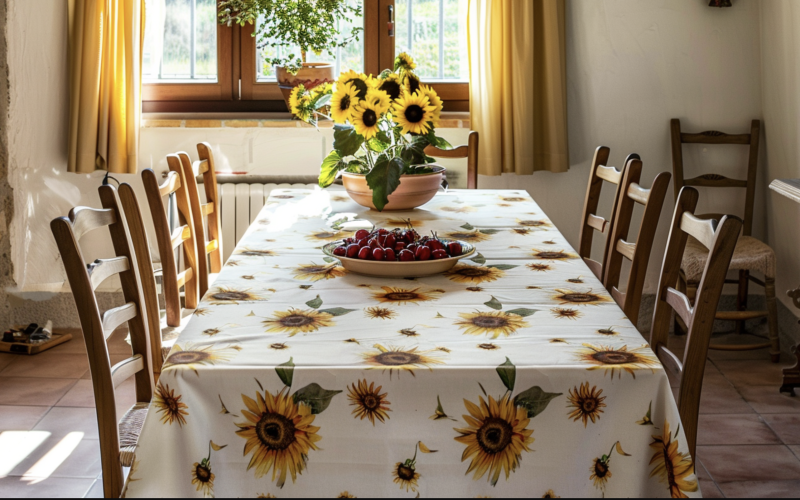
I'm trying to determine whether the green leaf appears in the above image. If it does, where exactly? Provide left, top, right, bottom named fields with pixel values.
left=460, top=223, right=475, bottom=230
left=426, top=130, right=453, bottom=150
left=400, top=136, right=430, bottom=165
left=306, top=295, right=323, bottom=309
left=323, top=256, right=337, bottom=263
left=481, top=229, right=501, bottom=235
left=275, top=357, right=295, bottom=388
left=292, top=383, right=342, bottom=415
left=470, top=253, right=486, bottom=265
left=505, top=308, right=538, bottom=318
left=366, top=156, right=403, bottom=212
left=484, top=296, right=503, bottom=310
left=318, top=307, right=356, bottom=316
left=487, top=264, right=518, bottom=271
left=496, top=357, right=516, bottom=392
left=513, top=386, right=562, bottom=418
left=318, top=150, right=343, bottom=188
left=314, top=93, right=332, bottom=109
left=367, top=135, right=391, bottom=153
left=299, top=285, right=313, bottom=290
left=333, top=123, right=364, bottom=157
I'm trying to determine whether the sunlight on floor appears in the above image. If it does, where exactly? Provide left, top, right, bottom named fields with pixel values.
left=0, top=431, right=51, bottom=478
left=22, top=431, right=84, bottom=484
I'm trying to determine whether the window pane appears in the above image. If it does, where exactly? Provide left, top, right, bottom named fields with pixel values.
left=396, top=0, right=468, bottom=81
left=143, top=0, right=218, bottom=82
left=256, top=1, right=364, bottom=81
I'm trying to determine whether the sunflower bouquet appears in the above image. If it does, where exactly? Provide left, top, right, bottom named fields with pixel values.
left=289, top=53, right=453, bottom=211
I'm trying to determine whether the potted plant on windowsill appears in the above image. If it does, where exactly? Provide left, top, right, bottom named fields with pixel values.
left=218, top=0, right=362, bottom=109
left=288, top=53, right=452, bottom=212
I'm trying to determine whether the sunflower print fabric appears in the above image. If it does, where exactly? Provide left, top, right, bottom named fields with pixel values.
left=124, top=189, right=698, bottom=498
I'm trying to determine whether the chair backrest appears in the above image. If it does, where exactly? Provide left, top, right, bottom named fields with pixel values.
left=192, top=142, right=224, bottom=289
left=578, top=146, right=634, bottom=281
left=50, top=185, right=153, bottom=498
left=603, top=161, right=671, bottom=325
left=650, top=186, right=743, bottom=460
left=424, top=130, right=479, bottom=189
left=142, top=157, right=199, bottom=327
left=670, top=118, right=760, bottom=236
left=117, top=183, right=164, bottom=380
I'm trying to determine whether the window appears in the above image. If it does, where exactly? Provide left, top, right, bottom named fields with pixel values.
left=142, top=0, right=469, bottom=112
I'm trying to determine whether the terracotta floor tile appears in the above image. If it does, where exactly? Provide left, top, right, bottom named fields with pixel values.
left=0, top=476, right=95, bottom=498
left=738, top=385, right=800, bottom=414
left=697, top=414, right=781, bottom=445
left=0, top=353, right=17, bottom=371
left=696, top=460, right=724, bottom=498
left=105, top=329, right=133, bottom=355
left=713, top=359, right=785, bottom=388
left=32, top=408, right=98, bottom=440
left=0, top=377, right=76, bottom=406
left=0, top=352, right=89, bottom=379
left=697, top=445, right=800, bottom=483
left=699, top=375, right=755, bottom=415
left=83, top=478, right=103, bottom=498
left=791, top=446, right=800, bottom=460
left=718, top=480, right=800, bottom=498
left=55, top=380, right=94, bottom=408
left=762, top=414, right=800, bottom=445
left=6, top=437, right=101, bottom=479
left=0, top=406, right=50, bottom=431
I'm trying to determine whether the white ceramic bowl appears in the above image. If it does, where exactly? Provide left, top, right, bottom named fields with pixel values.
left=322, top=240, right=476, bottom=278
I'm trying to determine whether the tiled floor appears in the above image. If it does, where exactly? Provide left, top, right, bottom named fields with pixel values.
left=0, top=329, right=798, bottom=498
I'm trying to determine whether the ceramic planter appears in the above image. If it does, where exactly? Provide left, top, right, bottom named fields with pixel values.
left=341, top=166, right=446, bottom=211
left=276, top=63, right=335, bottom=110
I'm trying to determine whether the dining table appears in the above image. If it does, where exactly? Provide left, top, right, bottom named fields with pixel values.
left=122, top=188, right=701, bottom=498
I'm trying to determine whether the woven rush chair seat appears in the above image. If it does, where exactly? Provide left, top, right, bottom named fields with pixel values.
left=119, top=402, right=149, bottom=467
left=681, top=235, right=776, bottom=282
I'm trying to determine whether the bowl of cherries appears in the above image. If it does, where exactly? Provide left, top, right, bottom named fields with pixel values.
left=323, top=227, right=475, bottom=278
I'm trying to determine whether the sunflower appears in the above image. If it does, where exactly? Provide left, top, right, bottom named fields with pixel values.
left=365, top=306, right=397, bottom=320
left=270, top=343, right=289, bottom=350
left=236, top=388, right=321, bottom=488
left=203, top=328, right=221, bottom=336
left=154, top=384, right=189, bottom=426
left=466, top=286, right=484, bottom=292
left=567, top=382, right=606, bottom=427
left=442, top=230, right=492, bottom=243
left=502, top=197, right=528, bottom=202
left=399, top=328, right=419, bottom=337
left=337, top=493, right=355, bottom=499
left=527, top=263, right=552, bottom=272
left=576, top=343, right=659, bottom=379
left=513, top=228, right=531, bottom=235
left=444, top=264, right=505, bottom=284
left=395, top=52, right=417, bottom=71
left=543, top=490, right=560, bottom=498
left=293, top=263, right=346, bottom=282
left=590, top=456, right=611, bottom=490
left=393, top=91, right=436, bottom=135
left=163, top=343, right=238, bottom=375
left=372, top=286, right=442, bottom=305
left=191, top=460, right=215, bottom=496
left=649, top=421, right=698, bottom=498
left=402, top=72, right=422, bottom=96
left=288, top=84, right=303, bottom=111
left=377, top=72, right=403, bottom=101
left=347, top=379, right=391, bottom=425
left=257, top=495, right=276, bottom=499
left=392, top=461, right=420, bottom=492
left=206, top=286, right=264, bottom=305
left=532, top=249, right=576, bottom=260
left=567, top=277, right=584, bottom=284
left=352, top=99, right=385, bottom=140
left=454, top=394, right=535, bottom=486
left=362, top=344, right=445, bottom=377
left=337, top=70, right=372, bottom=99
left=363, top=88, right=392, bottom=114
left=552, top=289, right=612, bottom=306
left=597, top=327, right=619, bottom=336
left=455, top=311, right=529, bottom=339
left=440, top=205, right=477, bottom=213
left=551, top=307, right=582, bottom=320
left=518, top=219, right=550, bottom=228
left=478, top=343, right=499, bottom=350
left=306, top=230, right=347, bottom=242
left=419, top=84, right=443, bottom=120
left=262, top=308, right=335, bottom=337
left=237, top=247, right=278, bottom=257
left=330, top=82, right=361, bottom=123
left=543, top=240, right=557, bottom=245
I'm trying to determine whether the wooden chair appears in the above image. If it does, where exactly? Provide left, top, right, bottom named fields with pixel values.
left=650, top=186, right=743, bottom=460
left=51, top=185, right=154, bottom=498
left=603, top=161, right=671, bottom=326
left=424, top=130, right=479, bottom=189
left=578, top=147, right=634, bottom=281
left=181, top=142, right=223, bottom=297
left=670, top=119, right=780, bottom=362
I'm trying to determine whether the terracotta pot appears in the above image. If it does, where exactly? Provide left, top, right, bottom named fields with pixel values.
left=276, top=62, right=335, bottom=110
left=341, top=167, right=446, bottom=211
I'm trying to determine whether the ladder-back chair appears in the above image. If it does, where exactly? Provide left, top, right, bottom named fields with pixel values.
left=650, top=186, right=743, bottom=460
left=424, top=130, right=479, bottom=189
left=51, top=185, right=154, bottom=498
left=670, top=119, right=780, bottom=362
left=578, top=147, right=634, bottom=281
left=604, top=163, right=671, bottom=326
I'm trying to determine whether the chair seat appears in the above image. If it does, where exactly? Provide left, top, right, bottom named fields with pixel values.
left=682, top=235, right=776, bottom=282
left=119, top=402, right=149, bottom=467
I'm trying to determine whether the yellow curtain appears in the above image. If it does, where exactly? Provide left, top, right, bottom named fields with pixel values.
left=68, top=0, right=145, bottom=174
left=468, top=0, right=568, bottom=175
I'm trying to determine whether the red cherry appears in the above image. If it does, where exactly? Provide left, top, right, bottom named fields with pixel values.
left=358, top=246, right=371, bottom=260
left=447, top=241, right=462, bottom=256
left=417, top=246, right=432, bottom=261
left=407, top=243, right=419, bottom=253
left=384, top=234, right=396, bottom=249
left=346, top=244, right=360, bottom=258
left=384, top=248, right=396, bottom=261
left=372, top=247, right=385, bottom=261
left=369, top=238, right=380, bottom=249
left=358, top=238, right=369, bottom=248
left=429, top=239, right=445, bottom=251
left=395, top=241, right=406, bottom=251
left=399, top=249, right=415, bottom=261
left=333, top=246, right=347, bottom=257
left=432, top=249, right=448, bottom=259
left=355, top=229, right=370, bottom=240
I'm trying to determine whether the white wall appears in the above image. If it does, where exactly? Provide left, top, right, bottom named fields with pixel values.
left=6, top=0, right=765, bottom=302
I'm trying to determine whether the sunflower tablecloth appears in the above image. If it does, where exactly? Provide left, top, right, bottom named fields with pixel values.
left=123, top=189, right=701, bottom=499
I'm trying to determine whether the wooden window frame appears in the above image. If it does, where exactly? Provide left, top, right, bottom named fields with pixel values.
left=143, top=0, right=469, bottom=113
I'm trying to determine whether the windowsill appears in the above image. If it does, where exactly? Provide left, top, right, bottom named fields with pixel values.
left=141, top=112, right=471, bottom=129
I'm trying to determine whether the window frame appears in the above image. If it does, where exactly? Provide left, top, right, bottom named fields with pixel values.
left=142, top=0, right=469, bottom=113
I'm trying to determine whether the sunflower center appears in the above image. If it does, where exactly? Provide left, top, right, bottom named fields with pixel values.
left=407, top=76, right=420, bottom=95
left=212, top=291, right=250, bottom=301
left=404, top=105, right=424, bottom=124
left=361, top=394, right=380, bottom=410
left=301, top=266, right=326, bottom=273
left=397, top=464, right=416, bottom=481
left=315, top=232, right=336, bottom=239
left=385, top=292, right=419, bottom=301
left=593, top=351, right=637, bottom=365
left=168, top=350, right=210, bottom=365
left=478, top=343, right=497, bottom=350
left=471, top=315, right=509, bottom=328
left=167, top=397, right=179, bottom=413
left=581, top=398, right=598, bottom=413
left=374, top=351, right=420, bottom=366
left=255, top=412, right=297, bottom=451
left=522, top=221, right=544, bottom=226
left=195, top=464, right=212, bottom=483
left=663, top=446, right=677, bottom=488
left=458, top=268, right=489, bottom=277
left=560, top=293, right=599, bottom=303
left=362, top=109, right=378, bottom=127
left=594, top=459, right=609, bottom=478
left=242, top=250, right=273, bottom=256
left=380, top=81, right=401, bottom=100
left=537, top=252, right=566, bottom=259
left=280, top=314, right=315, bottom=327
left=476, top=417, right=513, bottom=454
left=339, top=95, right=352, bottom=111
